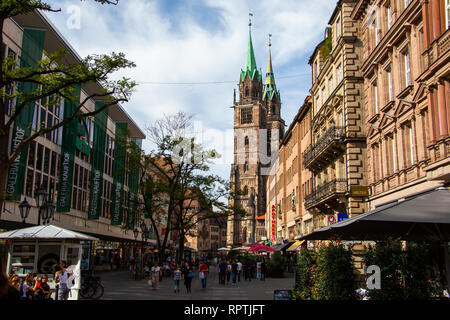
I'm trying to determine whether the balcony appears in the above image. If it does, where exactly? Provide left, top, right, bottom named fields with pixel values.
left=303, top=126, right=346, bottom=171
left=304, top=179, right=347, bottom=211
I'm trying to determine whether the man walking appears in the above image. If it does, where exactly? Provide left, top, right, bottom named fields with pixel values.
left=237, top=260, right=242, bottom=282
left=261, top=259, right=266, bottom=281
left=231, top=260, right=238, bottom=286
left=218, top=259, right=227, bottom=285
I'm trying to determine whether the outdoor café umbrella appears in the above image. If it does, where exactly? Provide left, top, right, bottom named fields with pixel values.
left=217, top=247, right=230, bottom=252
left=232, top=247, right=248, bottom=251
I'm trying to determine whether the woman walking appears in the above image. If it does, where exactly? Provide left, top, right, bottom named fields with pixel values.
left=173, top=266, right=182, bottom=293
left=54, top=260, right=71, bottom=300
left=185, top=267, right=194, bottom=293
left=199, top=260, right=209, bottom=289
left=151, top=262, right=160, bottom=290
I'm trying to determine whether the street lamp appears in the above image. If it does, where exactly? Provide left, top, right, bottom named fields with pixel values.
left=34, top=184, right=47, bottom=208
left=18, top=198, right=31, bottom=225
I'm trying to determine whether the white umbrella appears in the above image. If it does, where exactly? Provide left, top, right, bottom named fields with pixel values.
left=231, top=247, right=248, bottom=251
left=217, top=247, right=230, bottom=251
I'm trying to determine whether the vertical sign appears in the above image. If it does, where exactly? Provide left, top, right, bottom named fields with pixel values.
left=110, top=122, right=127, bottom=225
left=87, top=101, right=108, bottom=220
left=126, top=138, right=141, bottom=229
left=271, top=204, right=276, bottom=242
left=57, top=84, right=81, bottom=212
left=6, top=29, right=46, bottom=200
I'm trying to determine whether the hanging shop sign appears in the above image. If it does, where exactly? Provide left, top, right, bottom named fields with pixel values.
left=350, top=186, right=369, bottom=197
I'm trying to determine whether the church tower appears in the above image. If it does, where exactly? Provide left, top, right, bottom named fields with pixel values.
left=227, top=19, right=285, bottom=247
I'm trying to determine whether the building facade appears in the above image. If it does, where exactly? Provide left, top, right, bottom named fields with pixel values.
left=227, top=22, right=285, bottom=247
left=1, top=11, right=147, bottom=265
left=266, top=97, right=313, bottom=244
left=352, top=0, right=450, bottom=209
left=304, top=0, right=369, bottom=232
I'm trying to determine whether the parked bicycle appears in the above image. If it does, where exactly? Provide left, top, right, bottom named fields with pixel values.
left=79, top=275, right=104, bottom=300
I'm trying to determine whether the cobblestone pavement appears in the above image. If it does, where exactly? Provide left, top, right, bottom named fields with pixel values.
left=97, top=269, right=295, bottom=300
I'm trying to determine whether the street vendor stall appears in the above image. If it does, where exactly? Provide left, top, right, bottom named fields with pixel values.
left=0, top=224, right=98, bottom=300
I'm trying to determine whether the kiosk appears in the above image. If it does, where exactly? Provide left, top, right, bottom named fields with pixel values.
left=0, top=224, right=98, bottom=300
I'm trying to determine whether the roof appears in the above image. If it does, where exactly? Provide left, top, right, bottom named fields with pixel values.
left=262, top=47, right=280, bottom=101
left=0, top=224, right=99, bottom=240
left=241, top=25, right=261, bottom=82
left=11, top=10, right=145, bottom=139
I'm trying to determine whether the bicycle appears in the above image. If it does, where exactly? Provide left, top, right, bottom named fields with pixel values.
left=79, top=275, right=104, bottom=300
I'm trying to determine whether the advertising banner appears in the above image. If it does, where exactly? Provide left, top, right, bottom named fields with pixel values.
left=87, top=101, right=108, bottom=220
left=6, top=29, right=46, bottom=200
left=57, top=84, right=81, bottom=212
left=110, top=122, right=127, bottom=225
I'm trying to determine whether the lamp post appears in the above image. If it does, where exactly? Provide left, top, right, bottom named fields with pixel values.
left=133, top=228, right=139, bottom=279
left=18, top=198, right=31, bottom=226
left=34, top=184, right=54, bottom=225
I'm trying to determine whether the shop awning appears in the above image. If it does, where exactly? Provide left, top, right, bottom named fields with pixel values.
left=272, top=242, right=294, bottom=251
left=256, top=215, right=265, bottom=220
left=0, top=224, right=98, bottom=241
left=286, top=240, right=305, bottom=252
left=297, top=188, right=450, bottom=241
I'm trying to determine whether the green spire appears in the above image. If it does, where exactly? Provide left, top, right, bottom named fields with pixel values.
left=241, top=20, right=261, bottom=82
left=263, top=37, right=280, bottom=101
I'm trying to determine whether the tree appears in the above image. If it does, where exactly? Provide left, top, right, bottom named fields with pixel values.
left=127, top=112, right=246, bottom=265
left=0, top=0, right=135, bottom=215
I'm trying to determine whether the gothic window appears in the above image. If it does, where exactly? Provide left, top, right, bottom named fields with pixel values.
left=244, top=161, right=248, bottom=172
left=245, top=86, right=249, bottom=97
left=240, top=107, right=252, bottom=124
left=245, top=136, right=249, bottom=146
left=243, top=185, right=248, bottom=195
left=271, top=105, right=275, bottom=114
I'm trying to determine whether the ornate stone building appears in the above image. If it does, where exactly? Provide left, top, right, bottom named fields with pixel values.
left=227, top=23, right=285, bottom=247
left=266, top=97, right=313, bottom=244
left=304, top=0, right=369, bottom=231
left=352, top=0, right=449, bottom=209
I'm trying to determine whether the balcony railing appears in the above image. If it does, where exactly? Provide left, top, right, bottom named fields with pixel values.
left=304, top=179, right=347, bottom=209
left=303, top=126, right=345, bottom=169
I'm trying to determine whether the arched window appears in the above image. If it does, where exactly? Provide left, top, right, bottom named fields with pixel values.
left=271, top=105, right=275, bottom=114
left=243, top=185, right=248, bottom=195
left=245, top=86, right=249, bottom=97
left=244, top=136, right=249, bottom=146
left=244, top=161, right=248, bottom=172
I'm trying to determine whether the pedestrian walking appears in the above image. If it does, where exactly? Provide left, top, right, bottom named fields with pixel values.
left=151, top=262, right=160, bottom=290
left=245, top=260, right=252, bottom=281
left=226, top=260, right=232, bottom=284
left=261, top=259, right=266, bottom=281
left=218, top=259, right=227, bottom=285
left=199, top=260, right=209, bottom=289
left=54, top=260, right=71, bottom=300
left=173, top=266, right=182, bottom=293
left=185, top=267, right=194, bottom=293
left=237, top=260, right=242, bottom=282
left=257, top=261, right=262, bottom=280
left=231, top=260, right=238, bottom=285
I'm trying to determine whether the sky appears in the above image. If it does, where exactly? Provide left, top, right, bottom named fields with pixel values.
left=45, top=0, right=336, bottom=182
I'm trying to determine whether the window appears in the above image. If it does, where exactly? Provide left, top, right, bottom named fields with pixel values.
left=328, top=76, right=333, bottom=95
left=404, top=0, right=410, bottom=9
left=384, top=67, right=393, bottom=103
left=404, top=50, right=411, bottom=87
left=338, top=111, right=343, bottom=126
left=243, top=186, right=248, bottom=195
left=244, top=136, right=249, bottom=146
left=322, top=87, right=326, bottom=105
left=336, top=17, right=341, bottom=38
left=387, top=5, right=392, bottom=29
left=240, top=107, right=252, bottom=124
left=446, top=0, right=450, bottom=29
left=386, top=135, right=396, bottom=175
left=373, top=144, right=380, bottom=181
left=244, top=161, right=248, bottom=172
left=374, top=81, right=379, bottom=114
left=337, top=63, right=343, bottom=83
left=245, top=86, right=249, bottom=97
left=403, top=123, right=414, bottom=167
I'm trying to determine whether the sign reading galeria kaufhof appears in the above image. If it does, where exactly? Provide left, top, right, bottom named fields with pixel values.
left=6, top=28, right=46, bottom=200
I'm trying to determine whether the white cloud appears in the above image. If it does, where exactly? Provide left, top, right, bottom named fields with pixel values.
left=45, top=0, right=335, bottom=181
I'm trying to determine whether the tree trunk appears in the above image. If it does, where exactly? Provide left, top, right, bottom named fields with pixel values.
left=0, top=131, right=11, bottom=219
left=178, top=231, right=185, bottom=266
